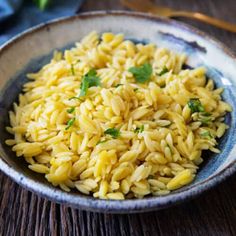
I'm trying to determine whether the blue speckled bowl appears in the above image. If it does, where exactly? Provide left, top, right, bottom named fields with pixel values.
left=0, top=11, right=236, bottom=213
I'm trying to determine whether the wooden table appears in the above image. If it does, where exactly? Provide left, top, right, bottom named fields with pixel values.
left=1, top=0, right=236, bottom=235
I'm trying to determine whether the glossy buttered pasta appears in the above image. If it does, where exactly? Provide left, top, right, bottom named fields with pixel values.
left=5, top=31, right=232, bottom=199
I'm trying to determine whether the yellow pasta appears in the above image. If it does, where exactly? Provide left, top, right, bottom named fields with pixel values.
left=5, top=31, right=232, bottom=199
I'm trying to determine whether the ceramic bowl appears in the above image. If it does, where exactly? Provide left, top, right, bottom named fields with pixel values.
left=0, top=11, right=236, bottom=213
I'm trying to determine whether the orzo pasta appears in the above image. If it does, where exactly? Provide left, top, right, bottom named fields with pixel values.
left=5, top=31, right=232, bottom=199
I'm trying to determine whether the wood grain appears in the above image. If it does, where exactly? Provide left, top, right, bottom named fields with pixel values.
left=1, top=0, right=236, bottom=235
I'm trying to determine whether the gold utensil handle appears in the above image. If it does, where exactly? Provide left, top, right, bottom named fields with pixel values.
left=168, top=11, right=236, bottom=33
left=121, top=0, right=236, bottom=33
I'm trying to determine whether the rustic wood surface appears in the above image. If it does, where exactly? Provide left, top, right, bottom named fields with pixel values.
left=1, top=0, right=236, bottom=235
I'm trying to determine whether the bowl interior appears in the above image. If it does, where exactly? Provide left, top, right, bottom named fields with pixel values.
left=0, top=12, right=236, bottom=212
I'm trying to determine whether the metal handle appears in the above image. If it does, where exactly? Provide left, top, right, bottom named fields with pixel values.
left=169, top=11, right=236, bottom=33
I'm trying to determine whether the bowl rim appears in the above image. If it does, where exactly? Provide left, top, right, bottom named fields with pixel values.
left=0, top=10, right=236, bottom=213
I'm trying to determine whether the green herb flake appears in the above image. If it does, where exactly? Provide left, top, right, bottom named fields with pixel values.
left=134, top=88, right=139, bottom=92
left=187, top=98, right=205, bottom=113
left=128, top=63, right=153, bottom=83
left=134, top=125, right=144, bottom=133
left=199, top=115, right=213, bottom=125
left=97, top=139, right=108, bottom=145
left=67, top=107, right=75, bottom=113
left=104, top=128, right=120, bottom=139
left=34, top=0, right=50, bottom=10
left=65, top=117, right=75, bottom=130
left=200, top=130, right=213, bottom=139
left=115, top=84, right=123, bottom=88
left=79, top=79, right=89, bottom=97
left=158, top=66, right=169, bottom=76
left=69, top=96, right=83, bottom=101
left=71, top=64, right=75, bottom=76
left=79, top=69, right=101, bottom=97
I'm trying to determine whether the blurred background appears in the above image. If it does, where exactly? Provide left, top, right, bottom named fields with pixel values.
left=1, top=0, right=236, bottom=50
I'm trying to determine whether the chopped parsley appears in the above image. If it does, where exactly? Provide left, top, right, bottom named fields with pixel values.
left=134, top=88, right=139, bottom=92
left=68, top=96, right=83, bottom=101
left=188, top=99, right=212, bottom=126
left=65, top=117, right=75, bottom=130
left=200, top=130, right=213, bottom=139
left=71, top=64, right=75, bottom=75
left=187, top=98, right=205, bottom=113
left=67, top=107, right=75, bottom=113
left=199, top=112, right=213, bottom=125
left=115, top=84, right=123, bottom=88
left=34, top=0, right=50, bottom=10
left=134, top=125, right=144, bottom=133
left=128, top=63, right=153, bottom=83
left=104, top=128, right=120, bottom=139
left=97, top=139, right=108, bottom=145
left=79, top=69, right=101, bottom=97
left=158, top=66, right=169, bottom=76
